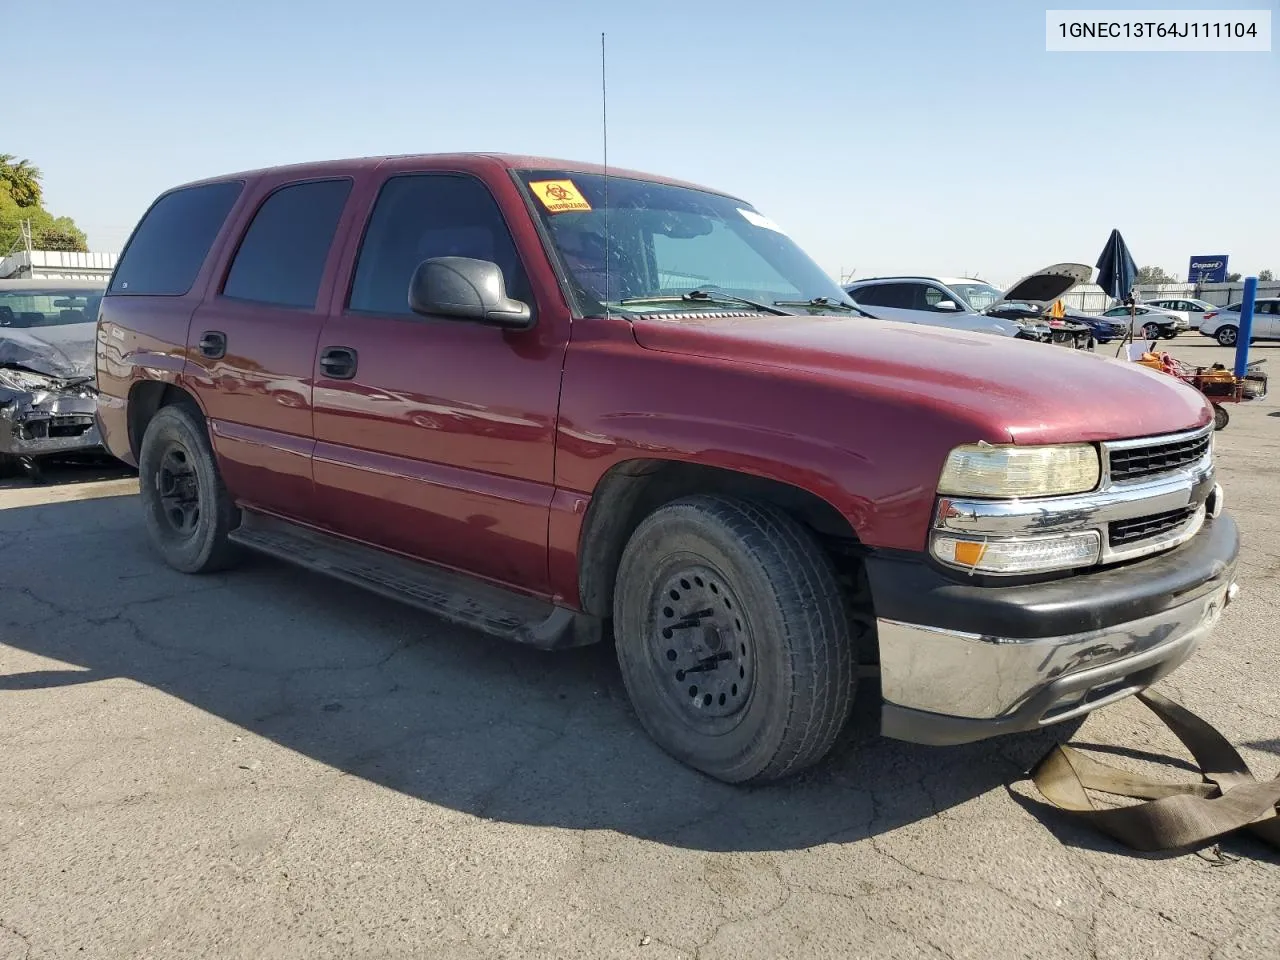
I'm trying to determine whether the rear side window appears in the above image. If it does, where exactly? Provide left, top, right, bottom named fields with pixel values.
left=853, top=283, right=916, bottom=309
left=348, top=173, right=530, bottom=315
left=222, top=179, right=352, bottom=309
left=109, top=181, right=243, bottom=296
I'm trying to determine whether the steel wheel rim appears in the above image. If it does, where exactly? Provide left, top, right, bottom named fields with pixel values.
left=154, top=442, right=201, bottom=538
left=648, top=564, right=756, bottom=726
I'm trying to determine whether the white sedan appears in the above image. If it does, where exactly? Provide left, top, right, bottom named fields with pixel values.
left=1098, top=303, right=1186, bottom=340
left=1147, top=297, right=1218, bottom=329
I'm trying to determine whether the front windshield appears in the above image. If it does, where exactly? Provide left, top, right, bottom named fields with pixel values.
left=0, top=289, right=103, bottom=329
left=947, top=282, right=1004, bottom=310
left=517, top=170, right=856, bottom=316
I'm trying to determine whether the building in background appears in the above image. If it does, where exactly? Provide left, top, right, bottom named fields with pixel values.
left=0, top=249, right=117, bottom=281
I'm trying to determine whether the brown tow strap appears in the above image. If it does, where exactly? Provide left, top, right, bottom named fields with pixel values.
left=1028, top=690, right=1280, bottom=853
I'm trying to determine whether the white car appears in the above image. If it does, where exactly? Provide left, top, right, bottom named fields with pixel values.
left=1098, top=303, right=1186, bottom=339
left=844, top=263, right=1090, bottom=341
left=1147, top=297, right=1218, bottom=329
left=1198, top=298, right=1280, bottom=347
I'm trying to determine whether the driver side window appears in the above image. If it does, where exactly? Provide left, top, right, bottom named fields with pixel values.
left=348, top=173, right=531, bottom=316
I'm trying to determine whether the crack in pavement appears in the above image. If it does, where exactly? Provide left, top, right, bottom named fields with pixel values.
left=0, top=920, right=32, bottom=960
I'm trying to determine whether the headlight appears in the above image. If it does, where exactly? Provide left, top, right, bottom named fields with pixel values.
left=937, top=443, right=1100, bottom=498
left=932, top=531, right=1101, bottom=575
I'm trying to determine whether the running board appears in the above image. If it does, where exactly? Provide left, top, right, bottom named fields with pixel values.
left=228, top=511, right=602, bottom=650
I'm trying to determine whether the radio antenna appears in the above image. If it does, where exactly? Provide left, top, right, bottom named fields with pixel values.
left=601, top=31, right=610, bottom=318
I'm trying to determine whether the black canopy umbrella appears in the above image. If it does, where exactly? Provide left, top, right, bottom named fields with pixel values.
left=1096, top=228, right=1142, bottom=348
left=1096, top=228, right=1138, bottom=303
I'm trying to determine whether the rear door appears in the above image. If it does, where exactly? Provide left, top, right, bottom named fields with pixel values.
left=309, top=165, right=569, bottom=593
left=1254, top=301, right=1280, bottom=339
left=184, top=175, right=356, bottom=521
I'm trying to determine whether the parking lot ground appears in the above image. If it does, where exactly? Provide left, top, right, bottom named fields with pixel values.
left=2, top=337, right=1278, bottom=960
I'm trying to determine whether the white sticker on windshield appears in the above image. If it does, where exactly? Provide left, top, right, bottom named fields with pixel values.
left=738, top=208, right=787, bottom=234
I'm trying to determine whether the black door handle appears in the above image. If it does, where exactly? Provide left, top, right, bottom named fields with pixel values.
left=319, top=346, right=358, bottom=380
left=199, top=331, right=226, bottom=359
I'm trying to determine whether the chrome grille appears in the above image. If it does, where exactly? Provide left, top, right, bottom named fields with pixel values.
left=1108, top=506, right=1197, bottom=547
left=1107, top=430, right=1210, bottom=483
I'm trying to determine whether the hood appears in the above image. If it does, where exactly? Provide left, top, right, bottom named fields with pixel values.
left=628, top=313, right=1212, bottom=444
left=993, top=262, right=1093, bottom=307
left=0, top=323, right=96, bottom=382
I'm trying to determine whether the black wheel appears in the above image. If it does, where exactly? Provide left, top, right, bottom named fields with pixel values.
left=1216, top=326, right=1238, bottom=347
left=613, top=494, right=856, bottom=784
left=1213, top=404, right=1229, bottom=431
left=1142, top=322, right=1162, bottom=341
left=137, top=402, right=241, bottom=574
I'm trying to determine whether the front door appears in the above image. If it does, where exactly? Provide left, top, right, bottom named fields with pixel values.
left=311, top=168, right=568, bottom=594
left=184, top=175, right=356, bottom=521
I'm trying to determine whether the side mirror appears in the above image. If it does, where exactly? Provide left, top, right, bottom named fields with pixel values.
left=408, top=257, right=533, bottom=329
left=933, top=299, right=960, bottom=312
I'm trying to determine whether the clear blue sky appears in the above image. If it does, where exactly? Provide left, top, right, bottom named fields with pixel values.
left=12, top=0, right=1277, bottom=285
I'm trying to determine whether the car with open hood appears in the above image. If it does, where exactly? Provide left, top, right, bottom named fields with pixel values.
left=95, top=153, right=1238, bottom=785
left=0, top=279, right=106, bottom=477
left=844, top=264, right=1093, bottom=346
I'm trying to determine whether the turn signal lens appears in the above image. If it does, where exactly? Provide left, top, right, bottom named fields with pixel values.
left=932, top=531, right=1101, bottom=575
left=937, top=443, right=1100, bottom=498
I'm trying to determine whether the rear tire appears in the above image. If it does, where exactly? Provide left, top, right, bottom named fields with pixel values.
left=612, top=494, right=856, bottom=784
left=1142, top=322, right=1162, bottom=341
left=1216, top=326, right=1238, bottom=347
left=137, top=403, right=241, bottom=574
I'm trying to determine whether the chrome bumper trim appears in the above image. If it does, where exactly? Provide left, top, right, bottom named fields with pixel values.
left=877, top=582, right=1233, bottom=722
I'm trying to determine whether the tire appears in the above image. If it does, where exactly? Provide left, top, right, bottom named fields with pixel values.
left=1142, top=322, right=1162, bottom=340
left=1212, top=404, right=1229, bottom=431
left=137, top=402, right=242, bottom=574
left=1216, top=326, right=1238, bottom=347
left=612, top=494, right=856, bottom=784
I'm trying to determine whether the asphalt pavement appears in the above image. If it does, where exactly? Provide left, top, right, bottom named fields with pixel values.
left=2, top=336, right=1277, bottom=960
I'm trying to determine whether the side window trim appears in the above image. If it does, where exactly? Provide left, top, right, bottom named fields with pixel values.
left=342, top=170, right=534, bottom=321
left=215, top=176, right=355, bottom=311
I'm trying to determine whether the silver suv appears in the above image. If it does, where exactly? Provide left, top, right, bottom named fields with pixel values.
left=846, top=263, right=1091, bottom=341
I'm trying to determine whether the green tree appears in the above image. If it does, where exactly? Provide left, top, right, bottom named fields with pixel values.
left=0, top=155, right=44, bottom=207
left=1136, top=265, right=1174, bottom=284
left=1259, top=269, right=1275, bottom=282
left=0, top=158, right=89, bottom=254
left=1226, top=272, right=1242, bottom=282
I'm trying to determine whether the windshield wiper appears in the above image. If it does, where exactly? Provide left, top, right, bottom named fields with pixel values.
left=618, top=290, right=793, bottom=316
left=774, top=297, right=876, bottom=318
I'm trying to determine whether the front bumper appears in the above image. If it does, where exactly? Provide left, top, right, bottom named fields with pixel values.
left=0, top=392, right=103, bottom=459
left=866, top=512, right=1240, bottom=746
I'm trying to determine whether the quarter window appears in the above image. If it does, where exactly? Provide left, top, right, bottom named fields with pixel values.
left=348, top=174, right=530, bottom=316
left=109, top=181, right=243, bottom=296
left=222, top=179, right=352, bottom=309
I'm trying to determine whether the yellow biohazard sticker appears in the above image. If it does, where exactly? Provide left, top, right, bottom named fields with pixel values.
left=528, top=179, right=592, bottom=213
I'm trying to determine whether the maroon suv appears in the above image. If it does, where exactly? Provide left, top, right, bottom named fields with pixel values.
left=94, top=153, right=1239, bottom=783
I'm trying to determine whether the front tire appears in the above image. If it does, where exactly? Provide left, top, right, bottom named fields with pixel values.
left=137, top=403, right=241, bottom=574
left=613, top=495, right=856, bottom=784
left=1216, top=326, right=1238, bottom=347
left=1142, top=322, right=1162, bottom=340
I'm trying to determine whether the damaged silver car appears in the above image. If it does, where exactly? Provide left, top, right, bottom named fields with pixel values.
left=0, top=279, right=107, bottom=479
